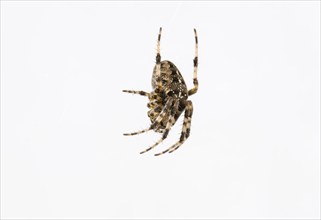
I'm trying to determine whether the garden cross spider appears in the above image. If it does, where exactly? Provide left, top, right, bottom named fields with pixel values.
left=123, top=27, right=198, bottom=156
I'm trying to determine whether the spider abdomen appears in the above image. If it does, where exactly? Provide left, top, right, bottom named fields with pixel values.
left=152, top=60, right=188, bottom=99
left=147, top=60, right=189, bottom=133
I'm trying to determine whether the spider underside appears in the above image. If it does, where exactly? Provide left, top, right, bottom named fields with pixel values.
left=123, top=27, right=199, bottom=156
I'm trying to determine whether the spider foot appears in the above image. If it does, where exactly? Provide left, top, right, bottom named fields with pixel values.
left=122, top=90, right=149, bottom=96
left=123, top=128, right=151, bottom=136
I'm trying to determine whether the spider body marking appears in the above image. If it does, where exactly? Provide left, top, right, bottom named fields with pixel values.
left=148, top=60, right=188, bottom=133
left=123, top=27, right=198, bottom=156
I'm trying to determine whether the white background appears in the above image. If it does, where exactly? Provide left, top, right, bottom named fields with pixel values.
left=1, top=1, right=320, bottom=219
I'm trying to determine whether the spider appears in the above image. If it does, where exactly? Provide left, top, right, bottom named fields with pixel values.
left=123, top=27, right=198, bottom=156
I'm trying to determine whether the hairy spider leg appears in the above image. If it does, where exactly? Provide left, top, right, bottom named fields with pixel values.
left=188, top=28, right=198, bottom=96
left=123, top=127, right=151, bottom=136
left=140, top=115, right=174, bottom=154
left=123, top=98, right=174, bottom=136
left=154, top=100, right=193, bottom=156
left=155, top=27, right=162, bottom=88
left=151, top=97, right=173, bottom=125
left=122, top=90, right=150, bottom=97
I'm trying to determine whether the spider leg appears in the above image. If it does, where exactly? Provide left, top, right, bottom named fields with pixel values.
left=123, top=90, right=150, bottom=97
left=140, top=112, right=175, bottom=154
left=155, top=27, right=162, bottom=88
left=154, top=100, right=193, bottom=156
left=140, top=100, right=179, bottom=154
left=152, top=97, right=173, bottom=125
left=123, top=97, right=174, bottom=136
left=123, top=128, right=151, bottom=136
left=188, top=28, right=198, bottom=96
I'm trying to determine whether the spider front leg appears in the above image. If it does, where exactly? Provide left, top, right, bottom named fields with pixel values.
left=140, top=111, right=175, bottom=154
left=122, top=90, right=150, bottom=97
left=154, top=100, right=193, bottom=156
left=140, top=102, right=178, bottom=154
left=123, top=97, right=174, bottom=136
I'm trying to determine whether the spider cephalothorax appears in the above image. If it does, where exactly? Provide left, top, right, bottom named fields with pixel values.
left=123, top=27, right=198, bottom=156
